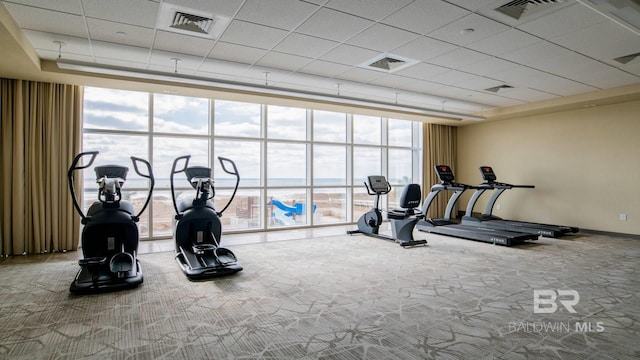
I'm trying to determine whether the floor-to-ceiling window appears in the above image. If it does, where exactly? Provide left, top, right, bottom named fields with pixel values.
left=82, top=87, right=422, bottom=239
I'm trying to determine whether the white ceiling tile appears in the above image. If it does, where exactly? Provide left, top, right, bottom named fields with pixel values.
left=86, top=18, right=154, bottom=49
left=297, top=60, right=353, bottom=78
left=92, top=41, right=150, bottom=63
left=495, top=87, right=559, bottom=103
left=347, top=23, right=419, bottom=53
left=21, top=30, right=92, bottom=57
left=82, top=0, right=159, bottom=28
left=220, top=20, right=289, bottom=50
left=619, top=59, right=640, bottom=76
left=274, top=33, right=339, bottom=59
left=4, top=3, right=88, bottom=38
left=400, top=79, right=444, bottom=93
left=445, top=0, right=502, bottom=12
left=198, top=58, right=250, bottom=77
left=149, top=51, right=203, bottom=73
left=325, top=0, right=413, bottom=21
left=427, top=14, right=510, bottom=46
left=236, top=0, right=319, bottom=29
left=208, top=42, right=267, bottom=64
left=256, top=52, right=312, bottom=71
left=458, top=57, right=520, bottom=76
left=456, top=75, right=505, bottom=91
left=428, top=70, right=479, bottom=86
left=296, top=8, right=374, bottom=42
left=335, top=67, right=386, bottom=83
left=393, top=62, right=450, bottom=80
left=239, top=66, right=292, bottom=84
left=577, top=68, right=640, bottom=89
left=3, top=0, right=83, bottom=14
left=367, top=74, right=413, bottom=88
left=154, top=30, right=215, bottom=57
left=428, top=48, right=492, bottom=69
left=566, top=22, right=640, bottom=62
left=527, top=74, right=599, bottom=96
left=466, top=28, right=542, bottom=56
left=319, top=44, right=380, bottom=66
left=389, top=36, right=458, bottom=62
left=517, top=3, right=607, bottom=40
left=382, top=0, right=470, bottom=35
left=500, top=41, right=582, bottom=70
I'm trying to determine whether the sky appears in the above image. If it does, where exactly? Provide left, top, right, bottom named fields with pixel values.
left=82, top=87, right=419, bottom=189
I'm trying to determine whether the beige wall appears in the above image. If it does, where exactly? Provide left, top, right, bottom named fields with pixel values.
left=457, top=100, right=640, bottom=235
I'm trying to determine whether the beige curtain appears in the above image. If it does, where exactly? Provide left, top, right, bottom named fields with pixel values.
left=423, top=123, right=457, bottom=219
left=1, top=78, right=83, bottom=256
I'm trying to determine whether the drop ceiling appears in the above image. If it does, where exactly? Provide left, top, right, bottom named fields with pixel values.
left=1, top=0, right=639, bottom=121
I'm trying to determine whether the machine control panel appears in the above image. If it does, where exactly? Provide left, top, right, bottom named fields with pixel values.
left=434, top=165, right=455, bottom=183
left=367, top=175, right=390, bottom=193
left=479, top=166, right=497, bottom=183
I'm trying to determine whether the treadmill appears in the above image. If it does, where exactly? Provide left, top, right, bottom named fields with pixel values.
left=416, top=165, right=538, bottom=246
left=461, top=166, right=579, bottom=237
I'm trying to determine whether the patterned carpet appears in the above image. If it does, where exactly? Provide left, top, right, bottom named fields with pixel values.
left=0, top=232, right=638, bottom=359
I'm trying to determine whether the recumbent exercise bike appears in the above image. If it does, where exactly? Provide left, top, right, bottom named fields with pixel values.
left=348, top=175, right=427, bottom=248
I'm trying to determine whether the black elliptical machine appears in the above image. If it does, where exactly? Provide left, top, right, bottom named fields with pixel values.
left=68, top=151, right=154, bottom=294
left=170, top=155, right=242, bottom=279
left=348, top=175, right=427, bottom=248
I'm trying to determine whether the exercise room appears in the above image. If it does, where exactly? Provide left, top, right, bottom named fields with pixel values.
left=1, top=0, right=639, bottom=359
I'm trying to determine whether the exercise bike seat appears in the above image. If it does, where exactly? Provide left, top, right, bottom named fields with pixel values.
left=387, top=184, right=422, bottom=219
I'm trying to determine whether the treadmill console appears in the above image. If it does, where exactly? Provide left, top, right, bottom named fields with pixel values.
left=479, top=166, right=497, bottom=183
left=434, top=165, right=455, bottom=183
left=367, top=175, right=390, bottom=193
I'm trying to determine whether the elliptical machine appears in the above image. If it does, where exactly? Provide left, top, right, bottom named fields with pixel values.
left=170, top=155, right=242, bottom=280
left=348, top=175, right=427, bottom=248
left=68, top=151, right=154, bottom=294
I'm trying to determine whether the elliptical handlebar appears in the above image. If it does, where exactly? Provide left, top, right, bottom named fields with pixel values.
left=216, top=157, right=240, bottom=215
left=68, top=151, right=99, bottom=222
left=130, top=156, right=155, bottom=222
left=170, top=155, right=191, bottom=219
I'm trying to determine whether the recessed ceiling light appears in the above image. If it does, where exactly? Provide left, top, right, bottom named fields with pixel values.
left=460, top=28, right=475, bottom=35
left=116, top=31, right=127, bottom=37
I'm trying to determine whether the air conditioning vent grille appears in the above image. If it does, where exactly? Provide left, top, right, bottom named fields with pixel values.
left=485, top=85, right=514, bottom=93
left=368, top=57, right=406, bottom=71
left=495, top=0, right=566, bottom=20
left=614, top=52, right=640, bottom=64
left=170, top=12, right=214, bottom=34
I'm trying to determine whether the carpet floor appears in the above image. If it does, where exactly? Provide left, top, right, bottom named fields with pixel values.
left=0, top=232, right=638, bottom=359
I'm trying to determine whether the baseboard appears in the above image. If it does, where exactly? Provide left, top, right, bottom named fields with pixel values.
left=579, top=229, right=640, bottom=240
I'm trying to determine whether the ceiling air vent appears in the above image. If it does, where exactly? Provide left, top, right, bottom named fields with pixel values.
left=156, top=3, right=230, bottom=39
left=613, top=52, right=640, bottom=64
left=170, top=12, right=214, bottom=35
left=360, top=53, right=418, bottom=73
left=369, top=56, right=406, bottom=71
left=485, top=84, right=514, bottom=93
left=495, top=0, right=568, bottom=20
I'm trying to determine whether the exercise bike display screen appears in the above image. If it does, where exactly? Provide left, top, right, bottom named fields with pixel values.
left=367, top=175, right=389, bottom=192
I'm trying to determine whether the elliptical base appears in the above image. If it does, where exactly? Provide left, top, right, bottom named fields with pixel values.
left=176, top=247, right=243, bottom=280
left=69, top=261, right=143, bottom=294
